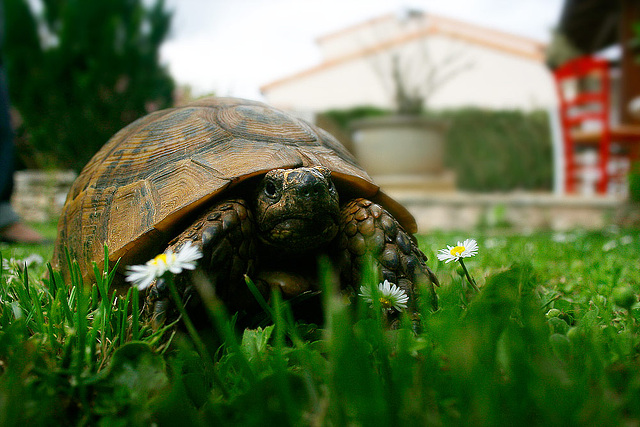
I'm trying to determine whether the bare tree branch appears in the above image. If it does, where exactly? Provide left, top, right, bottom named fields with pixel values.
left=362, top=11, right=474, bottom=114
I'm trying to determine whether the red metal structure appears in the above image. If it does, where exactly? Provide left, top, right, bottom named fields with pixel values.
left=554, top=56, right=640, bottom=194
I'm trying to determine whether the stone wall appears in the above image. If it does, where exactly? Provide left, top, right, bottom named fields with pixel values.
left=390, top=190, right=625, bottom=232
left=10, top=170, right=76, bottom=223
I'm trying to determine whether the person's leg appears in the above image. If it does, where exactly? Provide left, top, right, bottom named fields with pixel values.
left=0, top=65, right=16, bottom=217
left=0, top=65, right=44, bottom=243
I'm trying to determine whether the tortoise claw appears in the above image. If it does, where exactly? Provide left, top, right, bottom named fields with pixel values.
left=145, top=277, right=174, bottom=330
left=338, top=198, right=439, bottom=311
left=151, top=297, right=170, bottom=330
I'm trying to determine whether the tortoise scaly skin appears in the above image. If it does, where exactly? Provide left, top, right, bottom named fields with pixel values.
left=52, top=97, right=438, bottom=326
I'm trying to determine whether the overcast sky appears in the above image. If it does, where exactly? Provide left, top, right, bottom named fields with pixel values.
left=160, top=0, right=565, bottom=100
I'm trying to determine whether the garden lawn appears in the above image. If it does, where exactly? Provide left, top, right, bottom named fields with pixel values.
left=1, top=226, right=639, bottom=425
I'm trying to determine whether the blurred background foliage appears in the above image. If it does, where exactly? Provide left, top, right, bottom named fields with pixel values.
left=439, top=108, right=552, bottom=192
left=322, top=107, right=553, bottom=192
left=3, top=0, right=175, bottom=171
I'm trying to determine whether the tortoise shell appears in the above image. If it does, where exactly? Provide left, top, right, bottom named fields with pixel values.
left=52, top=97, right=416, bottom=280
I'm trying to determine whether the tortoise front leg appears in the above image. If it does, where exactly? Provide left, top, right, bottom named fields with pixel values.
left=336, top=198, right=439, bottom=312
left=145, top=198, right=258, bottom=328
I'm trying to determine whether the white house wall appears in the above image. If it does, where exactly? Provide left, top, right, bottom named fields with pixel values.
left=425, top=37, right=556, bottom=110
left=262, top=14, right=557, bottom=112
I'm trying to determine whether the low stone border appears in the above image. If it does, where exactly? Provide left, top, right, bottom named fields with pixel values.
left=10, top=170, right=77, bottom=223
left=391, top=190, right=626, bottom=232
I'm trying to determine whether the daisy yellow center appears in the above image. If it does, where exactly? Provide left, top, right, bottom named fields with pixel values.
left=379, top=296, right=393, bottom=308
left=450, top=245, right=466, bottom=256
left=151, top=253, right=175, bottom=266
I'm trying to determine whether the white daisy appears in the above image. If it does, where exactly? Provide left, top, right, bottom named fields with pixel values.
left=359, top=280, right=409, bottom=312
left=125, top=242, right=203, bottom=290
left=554, top=232, right=578, bottom=243
left=602, top=240, right=618, bottom=252
left=437, top=238, right=479, bottom=263
left=620, top=235, right=633, bottom=245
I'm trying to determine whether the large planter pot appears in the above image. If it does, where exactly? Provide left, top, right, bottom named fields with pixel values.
left=351, top=115, right=448, bottom=177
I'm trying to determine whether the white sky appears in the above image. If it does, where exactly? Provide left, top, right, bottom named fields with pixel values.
left=160, top=0, right=565, bottom=100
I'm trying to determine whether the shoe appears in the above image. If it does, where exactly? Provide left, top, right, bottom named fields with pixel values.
left=0, top=222, right=47, bottom=244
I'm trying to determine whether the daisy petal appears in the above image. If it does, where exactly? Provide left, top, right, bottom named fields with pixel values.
left=125, top=241, right=203, bottom=290
left=125, top=264, right=157, bottom=290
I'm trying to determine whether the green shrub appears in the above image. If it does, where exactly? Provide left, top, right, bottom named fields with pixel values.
left=628, top=162, right=640, bottom=202
left=322, top=105, right=390, bottom=130
left=438, top=108, right=552, bottom=192
left=321, top=106, right=553, bottom=192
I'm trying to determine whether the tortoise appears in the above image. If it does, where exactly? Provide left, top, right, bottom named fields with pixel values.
left=52, top=97, right=438, bottom=325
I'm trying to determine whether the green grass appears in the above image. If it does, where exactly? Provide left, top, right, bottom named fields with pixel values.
left=0, top=220, right=58, bottom=275
left=1, top=226, right=640, bottom=425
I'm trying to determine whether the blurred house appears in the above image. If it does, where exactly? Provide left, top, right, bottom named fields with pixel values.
left=261, top=10, right=557, bottom=113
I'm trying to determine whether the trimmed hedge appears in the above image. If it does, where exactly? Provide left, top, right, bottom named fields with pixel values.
left=438, top=108, right=552, bottom=191
left=322, top=107, right=553, bottom=192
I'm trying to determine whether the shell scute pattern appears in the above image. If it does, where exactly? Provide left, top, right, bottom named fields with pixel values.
left=216, top=105, right=317, bottom=145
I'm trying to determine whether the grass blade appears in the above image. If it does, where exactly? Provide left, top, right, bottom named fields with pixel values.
left=131, top=286, right=140, bottom=341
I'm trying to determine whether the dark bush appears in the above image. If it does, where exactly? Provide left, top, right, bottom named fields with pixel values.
left=4, top=0, right=175, bottom=172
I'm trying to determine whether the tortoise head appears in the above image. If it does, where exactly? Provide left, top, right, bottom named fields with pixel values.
left=254, top=166, right=340, bottom=252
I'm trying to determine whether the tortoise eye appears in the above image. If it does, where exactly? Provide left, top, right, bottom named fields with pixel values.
left=264, top=181, right=278, bottom=198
